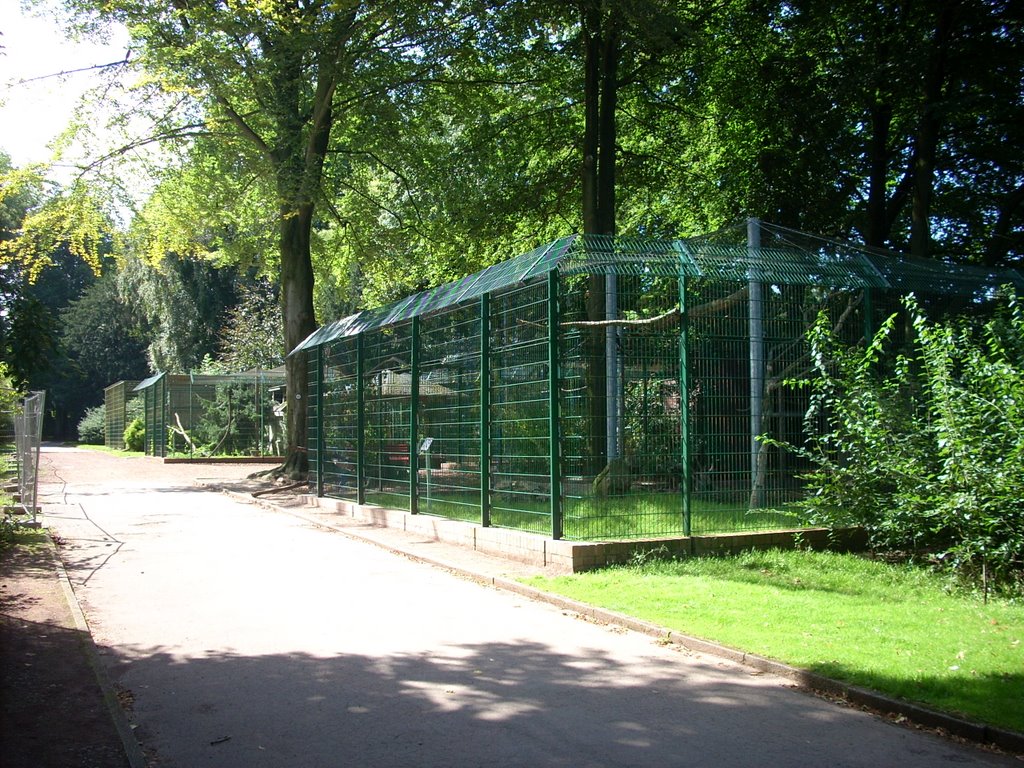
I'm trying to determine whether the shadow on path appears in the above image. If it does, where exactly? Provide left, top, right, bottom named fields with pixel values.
left=105, top=638, right=1014, bottom=768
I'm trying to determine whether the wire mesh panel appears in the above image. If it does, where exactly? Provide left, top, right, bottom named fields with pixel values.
left=306, top=350, right=321, bottom=493
left=362, top=322, right=413, bottom=511
left=559, top=269, right=686, bottom=540
left=13, top=391, right=45, bottom=522
left=417, top=302, right=482, bottom=522
left=166, top=376, right=199, bottom=456
left=321, top=338, right=360, bottom=499
left=0, top=390, right=17, bottom=501
left=139, top=373, right=167, bottom=456
left=104, top=380, right=140, bottom=450
left=296, top=230, right=1023, bottom=543
left=0, top=390, right=45, bottom=524
left=685, top=280, right=868, bottom=533
left=136, top=372, right=285, bottom=458
left=488, top=278, right=552, bottom=534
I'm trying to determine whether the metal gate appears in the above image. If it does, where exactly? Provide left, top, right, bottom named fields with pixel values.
left=2, top=389, right=46, bottom=526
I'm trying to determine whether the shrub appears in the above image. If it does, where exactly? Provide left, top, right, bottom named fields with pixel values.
left=123, top=417, right=145, bottom=452
left=77, top=405, right=106, bottom=445
left=783, top=294, right=1024, bottom=591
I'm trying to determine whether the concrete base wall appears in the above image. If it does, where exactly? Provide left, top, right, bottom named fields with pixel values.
left=305, top=495, right=866, bottom=573
left=163, top=456, right=284, bottom=464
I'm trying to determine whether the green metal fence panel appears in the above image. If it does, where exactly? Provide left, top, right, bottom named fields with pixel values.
left=362, top=321, right=413, bottom=511
left=547, top=269, right=563, bottom=540
left=682, top=280, right=866, bottom=533
left=135, top=371, right=286, bottom=459
left=104, top=380, right=140, bottom=450
left=308, top=348, right=323, bottom=496
left=488, top=277, right=552, bottom=534
left=479, top=293, right=491, bottom=527
left=558, top=267, right=687, bottom=540
left=417, top=301, right=482, bottom=523
left=295, top=230, right=1020, bottom=542
left=409, top=316, right=420, bottom=514
left=320, top=338, right=360, bottom=499
left=137, top=372, right=167, bottom=457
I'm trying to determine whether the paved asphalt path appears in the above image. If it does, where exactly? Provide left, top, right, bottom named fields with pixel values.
left=39, top=447, right=1017, bottom=768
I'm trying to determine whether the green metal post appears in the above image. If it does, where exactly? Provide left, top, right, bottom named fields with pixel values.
left=315, top=346, right=325, bottom=497
left=547, top=270, right=563, bottom=540
left=409, top=316, right=420, bottom=515
left=480, top=293, right=491, bottom=527
left=679, top=275, right=692, bottom=538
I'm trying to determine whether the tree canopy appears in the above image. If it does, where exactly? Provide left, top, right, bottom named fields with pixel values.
left=1, top=0, right=1020, bottom=456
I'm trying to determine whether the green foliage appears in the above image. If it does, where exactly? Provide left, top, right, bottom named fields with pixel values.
left=785, top=294, right=1024, bottom=589
left=123, top=417, right=144, bottom=452
left=216, top=279, right=284, bottom=370
left=0, top=516, right=15, bottom=548
left=189, top=382, right=275, bottom=457
left=116, top=253, right=241, bottom=373
left=61, top=271, right=149, bottom=384
left=77, top=404, right=105, bottom=444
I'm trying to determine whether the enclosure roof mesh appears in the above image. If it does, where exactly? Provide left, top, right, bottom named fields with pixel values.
left=104, top=379, right=140, bottom=395
left=134, top=372, right=165, bottom=392
left=291, top=228, right=1024, bottom=353
left=133, top=370, right=286, bottom=392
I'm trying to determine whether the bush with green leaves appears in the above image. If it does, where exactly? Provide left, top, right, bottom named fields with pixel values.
left=784, top=294, right=1024, bottom=591
left=77, top=404, right=106, bottom=445
left=123, top=417, right=145, bottom=452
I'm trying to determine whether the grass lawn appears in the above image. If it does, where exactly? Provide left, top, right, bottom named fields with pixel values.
left=523, top=549, right=1024, bottom=734
left=73, top=444, right=145, bottom=458
left=378, top=485, right=800, bottom=539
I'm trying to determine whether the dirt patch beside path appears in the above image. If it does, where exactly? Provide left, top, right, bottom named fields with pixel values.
left=0, top=534, right=130, bottom=768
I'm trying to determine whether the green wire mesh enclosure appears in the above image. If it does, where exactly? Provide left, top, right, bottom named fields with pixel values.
left=133, top=370, right=287, bottom=459
left=103, top=380, right=140, bottom=450
left=296, top=226, right=1023, bottom=541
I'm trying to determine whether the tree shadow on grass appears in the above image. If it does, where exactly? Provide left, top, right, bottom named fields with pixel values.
left=804, top=660, right=1024, bottom=739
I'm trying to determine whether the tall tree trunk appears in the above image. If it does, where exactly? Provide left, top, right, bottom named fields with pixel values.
left=582, top=2, right=601, bottom=236
left=865, top=99, right=892, bottom=247
left=581, top=1, right=610, bottom=475
left=597, top=22, right=618, bottom=237
left=279, top=201, right=317, bottom=478
left=910, top=2, right=958, bottom=258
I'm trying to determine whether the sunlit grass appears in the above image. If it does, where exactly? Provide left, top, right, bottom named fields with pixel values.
left=404, top=488, right=799, bottom=539
left=523, top=549, right=1024, bottom=733
left=73, top=444, right=144, bottom=458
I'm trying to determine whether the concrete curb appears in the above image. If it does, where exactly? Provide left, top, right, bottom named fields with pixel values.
left=224, top=488, right=1024, bottom=757
left=49, top=535, right=149, bottom=768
